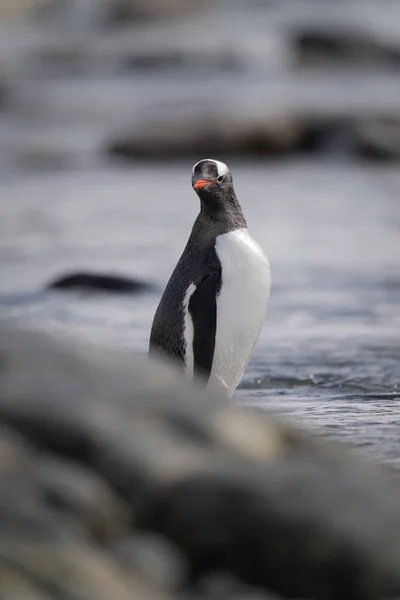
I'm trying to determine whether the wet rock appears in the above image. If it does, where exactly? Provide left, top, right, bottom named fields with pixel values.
left=1, top=324, right=400, bottom=598
left=46, top=271, right=157, bottom=294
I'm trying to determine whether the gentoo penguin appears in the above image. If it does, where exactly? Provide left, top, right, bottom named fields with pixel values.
left=149, top=158, right=271, bottom=395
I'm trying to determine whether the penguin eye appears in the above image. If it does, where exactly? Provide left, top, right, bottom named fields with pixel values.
left=217, top=175, right=225, bottom=183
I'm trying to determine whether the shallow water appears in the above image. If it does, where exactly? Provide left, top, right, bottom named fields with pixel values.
left=0, top=159, right=399, bottom=464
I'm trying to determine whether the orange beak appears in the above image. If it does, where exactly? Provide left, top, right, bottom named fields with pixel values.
left=194, top=179, right=212, bottom=190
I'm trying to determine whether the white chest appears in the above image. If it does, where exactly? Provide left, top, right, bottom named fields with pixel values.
left=212, top=228, right=271, bottom=394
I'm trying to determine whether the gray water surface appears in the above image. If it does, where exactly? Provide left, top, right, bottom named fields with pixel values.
left=1, top=160, right=399, bottom=464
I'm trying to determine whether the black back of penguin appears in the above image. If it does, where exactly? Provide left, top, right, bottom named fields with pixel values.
left=149, top=237, right=221, bottom=369
left=149, top=158, right=246, bottom=374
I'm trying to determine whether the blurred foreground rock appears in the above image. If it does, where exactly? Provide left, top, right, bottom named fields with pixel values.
left=1, top=323, right=400, bottom=598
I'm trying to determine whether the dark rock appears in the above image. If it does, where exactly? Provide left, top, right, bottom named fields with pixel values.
left=106, top=106, right=400, bottom=162
left=354, top=117, right=400, bottom=160
left=107, top=110, right=305, bottom=160
left=1, top=323, right=400, bottom=598
left=293, top=28, right=400, bottom=69
left=46, top=271, right=157, bottom=294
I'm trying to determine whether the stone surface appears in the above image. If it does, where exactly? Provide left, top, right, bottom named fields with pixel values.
left=1, top=322, right=400, bottom=598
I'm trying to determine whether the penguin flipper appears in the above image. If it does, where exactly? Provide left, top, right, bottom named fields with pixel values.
left=188, top=266, right=221, bottom=382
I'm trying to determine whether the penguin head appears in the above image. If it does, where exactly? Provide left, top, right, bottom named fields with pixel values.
left=191, top=159, right=233, bottom=202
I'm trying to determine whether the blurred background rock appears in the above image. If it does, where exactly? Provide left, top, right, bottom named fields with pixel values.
left=1, top=0, right=400, bottom=167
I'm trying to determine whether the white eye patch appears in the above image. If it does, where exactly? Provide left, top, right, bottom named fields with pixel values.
left=192, top=159, right=229, bottom=178
left=210, top=159, right=229, bottom=177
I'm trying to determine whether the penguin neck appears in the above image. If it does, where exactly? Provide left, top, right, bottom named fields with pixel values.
left=198, top=188, right=247, bottom=232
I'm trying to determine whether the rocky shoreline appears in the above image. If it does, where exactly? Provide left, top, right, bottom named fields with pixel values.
left=0, top=322, right=400, bottom=599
